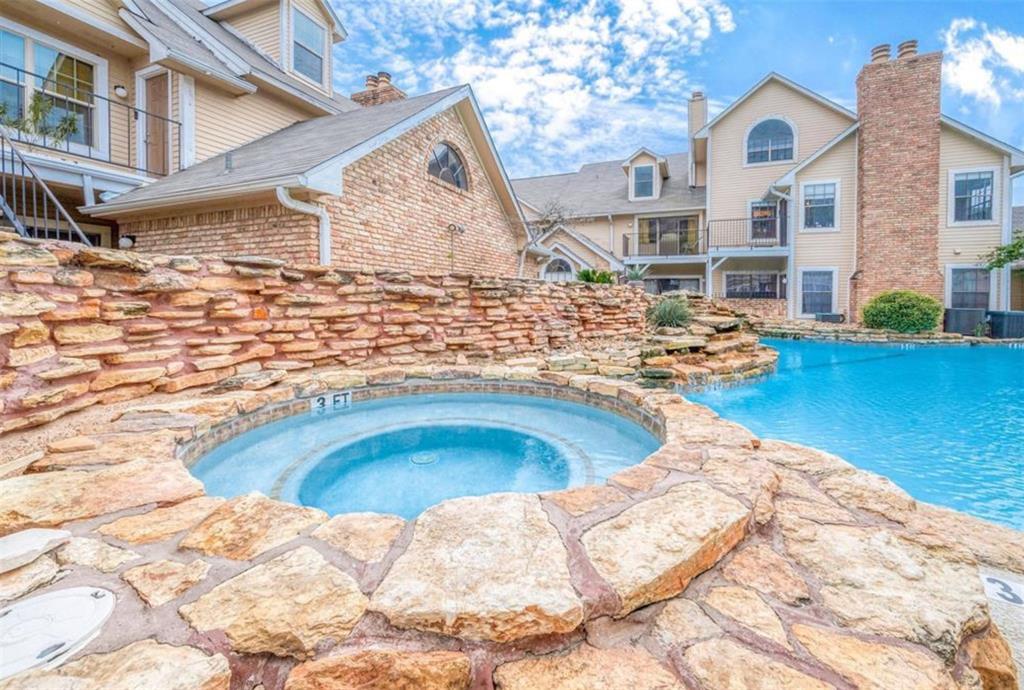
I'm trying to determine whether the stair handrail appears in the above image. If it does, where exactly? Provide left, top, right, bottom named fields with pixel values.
left=0, top=127, right=92, bottom=246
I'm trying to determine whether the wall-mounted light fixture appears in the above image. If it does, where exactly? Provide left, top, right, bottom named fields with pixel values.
left=446, top=223, right=465, bottom=272
left=118, top=235, right=136, bottom=250
left=113, top=85, right=128, bottom=99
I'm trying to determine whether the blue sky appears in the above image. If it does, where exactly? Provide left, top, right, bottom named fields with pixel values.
left=329, top=0, right=1024, bottom=200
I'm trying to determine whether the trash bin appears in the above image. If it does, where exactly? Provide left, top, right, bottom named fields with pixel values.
left=987, top=311, right=1024, bottom=339
left=943, top=309, right=987, bottom=335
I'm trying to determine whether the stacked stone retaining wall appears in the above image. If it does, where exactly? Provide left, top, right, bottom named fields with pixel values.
left=0, top=234, right=648, bottom=434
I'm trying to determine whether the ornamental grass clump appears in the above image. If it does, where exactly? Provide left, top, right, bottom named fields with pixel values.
left=576, top=268, right=615, bottom=284
left=647, top=297, right=692, bottom=328
left=861, top=290, right=943, bottom=333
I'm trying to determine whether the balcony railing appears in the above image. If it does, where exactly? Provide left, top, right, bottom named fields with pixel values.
left=0, top=62, right=182, bottom=177
left=622, top=230, right=704, bottom=258
left=706, top=217, right=788, bottom=251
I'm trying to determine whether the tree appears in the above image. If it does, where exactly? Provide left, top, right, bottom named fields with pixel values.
left=515, top=199, right=575, bottom=278
left=0, top=92, right=80, bottom=147
left=985, top=230, right=1024, bottom=270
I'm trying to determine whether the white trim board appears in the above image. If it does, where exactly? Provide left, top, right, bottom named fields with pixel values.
left=946, top=166, right=1001, bottom=228
left=798, top=179, right=841, bottom=233
left=944, top=263, right=997, bottom=310
left=742, top=115, right=798, bottom=169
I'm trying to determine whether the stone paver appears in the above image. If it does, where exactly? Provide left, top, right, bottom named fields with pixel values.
left=285, top=649, right=472, bottom=690
left=582, top=481, right=751, bottom=614
left=123, top=558, right=210, bottom=607
left=493, top=644, right=684, bottom=690
left=371, top=493, right=583, bottom=642
left=312, top=512, right=405, bottom=562
left=179, top=546, right=367, bottom=659
left=97, top=496, right=225, bottom=544
left=0, top=640, right=229, bottom=690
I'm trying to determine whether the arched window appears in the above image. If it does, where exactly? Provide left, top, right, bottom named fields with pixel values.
left=543, top=258, right=574, bottom=282
left=428, top=143, right=468, bottom=189
left=746, top=119, right=794, bottom=164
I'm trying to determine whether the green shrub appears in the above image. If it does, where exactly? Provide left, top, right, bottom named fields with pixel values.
left=624, top=266, right=648, bottom=282
left=647, top=297, right=692, bottom=328
left=861, top=290, right=943, bottom=333
left=577, top=268, right=615, bottom=284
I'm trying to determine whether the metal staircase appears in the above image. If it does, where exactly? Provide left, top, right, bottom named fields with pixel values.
left=0, top=129, right=92, bottom=246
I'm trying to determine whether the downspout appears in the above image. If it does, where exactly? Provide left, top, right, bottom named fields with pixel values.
left=276, top=186, right=331, bottom=265
left=607, top=214, right=614, bottom=257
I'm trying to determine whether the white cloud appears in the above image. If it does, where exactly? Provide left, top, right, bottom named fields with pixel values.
left=332, top=0, right=734, bottom=176
left=942, top=18, right=1024, bottom=107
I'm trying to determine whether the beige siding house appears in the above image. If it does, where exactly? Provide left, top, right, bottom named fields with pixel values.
left=0, top=0, right=533, bottom=277
left=516, top=40, right=1024, bottom=326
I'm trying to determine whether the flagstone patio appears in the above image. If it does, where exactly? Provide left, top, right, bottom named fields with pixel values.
left=0, top=365, right=1021, bottom=689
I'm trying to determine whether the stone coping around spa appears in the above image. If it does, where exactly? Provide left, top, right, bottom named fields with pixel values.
left=177, top=378, right=667, bottom=468
left=757, top=319, right=1024, bottom=346
left=2, top=362, right=1023, bottom=688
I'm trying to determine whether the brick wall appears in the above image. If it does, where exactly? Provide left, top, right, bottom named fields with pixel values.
left=717, top=298, right=787, bottom=320
left=118, top=109, right=523, bottom=278
left=121, top=204, right=320, bottom=267
left=853, top=49, right=943, bottom=317
left=325, top=109, right=521, bottom=277
left=0, top=235, right=647, bottom=434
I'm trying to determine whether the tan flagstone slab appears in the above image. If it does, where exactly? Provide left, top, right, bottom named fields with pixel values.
left=0, top=458, right=204, bottom=535
left=582, top=481, right=751, bottom=615
left=123, top=558, right=210, bottom=607
left=651, top=598, right=722, bottom=648
left=0, top=528, right=70, bottom=574
left=284, top=649, right=471, bottom=690
left=720, top=543, right=811, bottom=605
left=493, top=644, right=684, bottom=690
left=55, top=537, right=138, bottom=573
left=964, top=624, right=1020, bottom=690
left=702, top=586, right=790, bottom=649
left=781, top=516, right=989, bottom=660
left=179, top=493, right=327, bottom=560
left=179, top=546, right=367, bottom=659
left=312, top=512, right=405, bottom=563
left=31, top=431, right=180, bottom=469
left=97, top=496, right=225, bottom=545
left=545, top=484, right=627, bottom=517
left=683, top=638, right=831, bottom=690
left=0, top=554, right=59, bottom=602
left=370, top=493, right=583, bottom=643
left=791, top=623, right=958, bottom=690
left=818, top=470, right=916, bottom=523
left=0, top=639, right=229, bottom=690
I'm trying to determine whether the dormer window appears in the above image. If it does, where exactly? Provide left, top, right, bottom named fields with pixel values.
left=633, top=165, right=654, bottom=198
left=292, top=8, right=326, bottom=84
left=746, top=118, right=794, bottom=164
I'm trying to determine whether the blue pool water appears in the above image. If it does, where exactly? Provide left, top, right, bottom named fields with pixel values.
left=689, top=339, right=1024, bottom=530
left=191, top=392, right=659, bottom=519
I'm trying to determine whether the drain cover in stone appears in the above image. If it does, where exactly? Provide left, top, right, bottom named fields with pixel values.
left=0, top=586, right=114, bottom=680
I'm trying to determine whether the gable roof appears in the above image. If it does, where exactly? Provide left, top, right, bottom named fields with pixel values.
left=512, top=152, right=704, bottom=217
left=203, top=0, right=347, bottom=40
left=538, top=224, right=624, bottom=271
left=940, top=115, right=1024, bottom=171
left=120, top=0, right=357, bottom=114
left=694, top=73, right=856, bottom=139
left=620, top=147, right=669, bottom=177
left=774, top=122, right=859, bottom=186
left=84, top=85, right=528, bottom=236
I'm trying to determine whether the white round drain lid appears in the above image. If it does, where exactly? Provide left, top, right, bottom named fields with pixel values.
left=0, top=587, right=114, bottom=680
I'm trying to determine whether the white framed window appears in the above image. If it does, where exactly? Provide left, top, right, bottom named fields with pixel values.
left=724, top=272, right=785, bottom=299
left=745, top=116, right=795, bottom=166
left=542, top=258, right=575, bottom=282
left=948, top=167, right=998, bottom=226
left=946, top=265, right=993, bottom=309
left=798, top=267, right=837, bottom=317
left=748, top=199, right=779, bottom=243
left=800, top=180, right=839, bottom=231
left=632, top=164, right=654, bottom=199
left=291, top=7, right=327, bottom=86
left=0, top=19, right=109, bottom=159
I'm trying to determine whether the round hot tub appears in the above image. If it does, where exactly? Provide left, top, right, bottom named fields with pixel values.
left=189, top=391, right=660, bottom=518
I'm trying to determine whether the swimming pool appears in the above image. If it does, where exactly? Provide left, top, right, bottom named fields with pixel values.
left=689, top=338, right=1024, bottom=530
left=190, top=392, right=660, bottom=519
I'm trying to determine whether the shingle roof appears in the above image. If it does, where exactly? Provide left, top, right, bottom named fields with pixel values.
left=89, top=86, right=465, bottom=211
left=512, top=152, right=705, bottom=217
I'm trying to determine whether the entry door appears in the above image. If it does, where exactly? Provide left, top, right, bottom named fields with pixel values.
left=144, top=72, right=169, bottom=176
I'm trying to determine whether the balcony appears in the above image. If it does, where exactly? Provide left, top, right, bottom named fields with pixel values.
left=622, top=216, right=703, bottom=260
left=0, top=62, right=182, bottom=178
left=706, top=216, right=788, bottom=252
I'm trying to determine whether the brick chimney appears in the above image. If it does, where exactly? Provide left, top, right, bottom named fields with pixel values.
left=351, top=71, right=407, bottom=107
left=687, top=91, right=707, bottom=185
left=853, top=39, right=943, bottom=317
